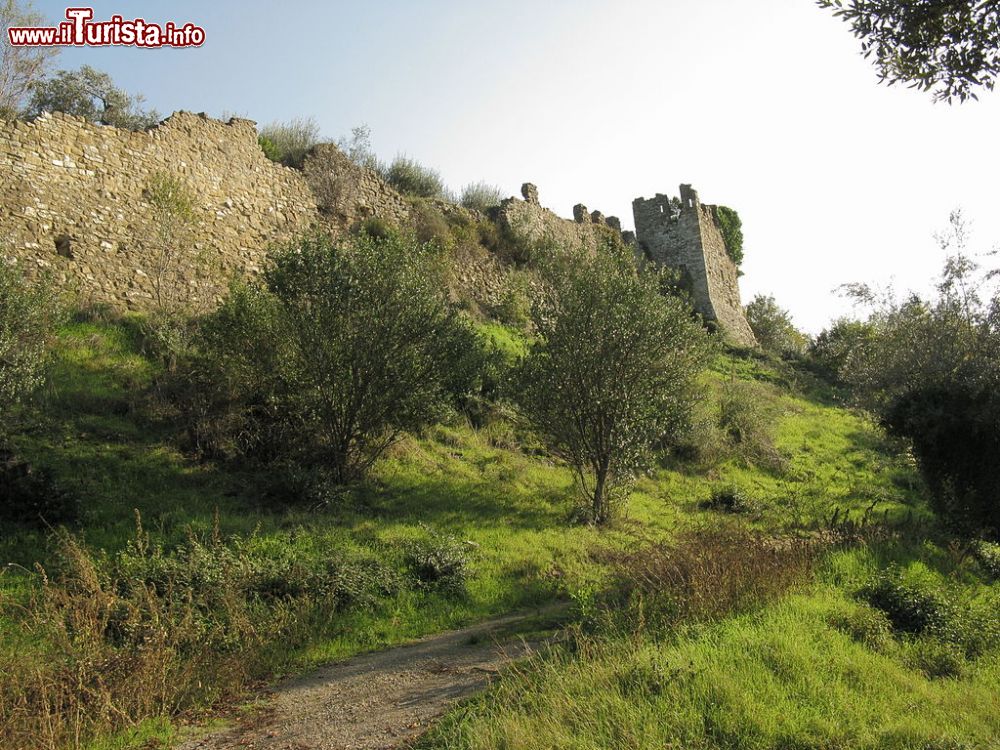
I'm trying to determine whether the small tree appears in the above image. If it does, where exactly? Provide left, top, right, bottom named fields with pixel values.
left=516, top=248, right=711, bottom=524
left=842, top=212, right=1000, bottom=536
left=0, top=0, right=59, bottom=118
left=186, top=233, right=478, bottom=483
left=0, top=262, right=57, bottom=437
left=26, top=65, right=158, bottom=129
left=745, top=294, right=808, bottom=356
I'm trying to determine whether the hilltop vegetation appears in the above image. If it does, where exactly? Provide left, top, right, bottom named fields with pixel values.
left=1, top=192, right=998, bottom=750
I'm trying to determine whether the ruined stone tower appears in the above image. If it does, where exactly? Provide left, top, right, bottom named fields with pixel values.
left=633, top=185, right=756, bottom=347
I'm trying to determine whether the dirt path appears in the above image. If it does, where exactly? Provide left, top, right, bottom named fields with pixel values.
left=176, top=611, right=553, bottom=750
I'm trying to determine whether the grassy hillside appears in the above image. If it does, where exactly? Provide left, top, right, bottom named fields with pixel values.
left=1, top=315, right=993, bottom=750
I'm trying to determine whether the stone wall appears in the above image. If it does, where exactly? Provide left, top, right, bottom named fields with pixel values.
left=301, top=144, right=411, bottom=233
left=633, top=185, right=756, bottom=346
left=0, top=111, right=318, bottom=309
left=495, top=182, right=626, bottom=255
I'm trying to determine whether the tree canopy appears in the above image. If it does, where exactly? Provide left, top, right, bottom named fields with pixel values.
left=818, top=0, right=1000, bottom=102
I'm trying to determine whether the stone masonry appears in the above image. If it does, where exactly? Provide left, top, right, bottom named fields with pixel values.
left=633, top=185, right=756, bottom=346
left=0, top=111, right=318, bottom=308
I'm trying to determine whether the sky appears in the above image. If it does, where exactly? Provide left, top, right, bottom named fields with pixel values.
left=27, top=0, right=1000, bottom=332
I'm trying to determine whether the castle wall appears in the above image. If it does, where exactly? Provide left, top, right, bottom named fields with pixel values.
left=494, top=182, right=625, bottom=255
left=0, top=111, right=318, bottom=309
left=633, top=186, right=756, bottom=346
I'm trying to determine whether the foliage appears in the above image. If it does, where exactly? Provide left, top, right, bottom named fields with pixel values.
left=745, top=294, right=808, bottom=356
left=460, top=182, right=505, bottom=213
left=817, top=0, right=1000, bottom=103
left=717, top=379, right=783, bottom=469
left=0, top=449, right=79, bottom=528
left=172, top=233, right=480, bottom=484
left=0, top=263, right=57, bottom=436
left=26, top=65, right=159, bottom=130
left=700, top=484, right=761, bottom=515
left=809, top=317, right=876, bottom=382
left=410, top=199, right=455, bottom=248
left=384, top=155, right=450, bottom=200
left=858, top=567, right=955, bottom=636
left=841, top=213, right=1000, bottom=536
left=336, top=123, right=381, bottom=170
left=516, top=247, right=711, bottom=523
left=404, top=526, right=472, bottom=595
left=258, top=116, right=322, bottom=168
left=257, top=133, right=281, bottom=162
left=0, top=522, right=401, bottom=749
left=0, top=0, right=59, bottom=118
left=714, top=205, right=744, bottom=266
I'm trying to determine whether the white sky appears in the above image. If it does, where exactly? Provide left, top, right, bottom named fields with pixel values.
left=37, top=0, right=1000, bottom=332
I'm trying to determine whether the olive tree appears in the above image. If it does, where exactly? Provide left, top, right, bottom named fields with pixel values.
left=0, top=0, right=59, bottom=118
left=818, top=0, right=1000, bottom=102
left=26, top=65, right=159, bottom=129
left=183, top=232, right=479, bottom=484
left=516, top=248, right=711, bottom=524
left=0, top=263, right=57, bottom=436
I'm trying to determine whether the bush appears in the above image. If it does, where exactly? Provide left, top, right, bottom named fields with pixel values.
left=171, top=233, right=482, bottom=484
left=257, top=117, right=321, bottom=168
left=404, top=527, right=472, bottom=595
left=829, top=604, right=894, bottom=652
left=972, top=540, right=1000, bottom=579
left=410, top=199, right=455, bottom=249
left=808, top=317, right=875, bottom=383
left=384, top=155, right=449, bottom=199
left=713, top=205, right=744, bottom=266
left=0, top=263, right=57, bottom=436
left=841, top=216, right=1000, bottom=536
left=460, top=182, right=505, bottom=213
left=744, top=294, right=807, bottom=356
left=516, top=247, right=711, bottom=523
left=717, top=380, right=782, bottom=469
left=903, top=637, right=966, bottom=679
left=257, top=134, right=281, bottom=162
left=0, top=449, right=80, bottom=528
left=700, top=484, right=760, bottom=515
left=858, top=568, right=955, bottom=637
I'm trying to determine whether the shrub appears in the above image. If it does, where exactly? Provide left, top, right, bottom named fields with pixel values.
left=257, top=134, right=281, bottom=162
left=258, top=116, right=321, bottom=168
left=404, top=527, right=472, bottom=595
left=841, top=215, right=1000, bottom=536
left=829, top=604, right=894, bottom=652
left=357, top=215, right=396, bottom=240
left=171, top=233, right=481, bottom=484
left=700, top=484, right=760, bottom=515
left=0, top=449, right=80, bottom=528
left=516, top=247, right=711, bottom=523
left=717, top=380, right=783, bottom=469
left=384, top=155, right=449, bottom=199
left=26, top=65, right=159, bottom=130
left=904, top=637, right=967, bottom=679
left=971, top=540, right=1000, bottom=579
left=0, top=263, right=57, bottom=436
left=713, top=205, right=744, bottom=266
left=744, top=294, right=807, bottom=356
left=410, top=199, right=455, bottom=249
left=460, top=182, right=505, bottom=213
left=808, top=317, right=876, bottom=383
left=858, top=568, right=955, bottom=637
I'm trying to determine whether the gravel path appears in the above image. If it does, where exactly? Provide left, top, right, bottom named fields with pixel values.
left=176, top=612, right=547, bottom=750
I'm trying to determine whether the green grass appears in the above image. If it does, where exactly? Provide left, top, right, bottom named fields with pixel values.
left=418, top=542, right=999, bottom=750
left=3, top=317, right=974, bottom=750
